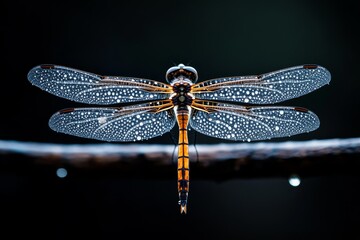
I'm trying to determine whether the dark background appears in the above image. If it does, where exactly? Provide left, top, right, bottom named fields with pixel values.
left=2, top=0, right=360, bottom=239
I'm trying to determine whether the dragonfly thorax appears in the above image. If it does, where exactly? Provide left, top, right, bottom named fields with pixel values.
left=171, top=81, right=193, bottom=111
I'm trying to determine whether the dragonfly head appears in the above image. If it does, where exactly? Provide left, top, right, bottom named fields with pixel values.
left=166, top=63, right=198, bottom=83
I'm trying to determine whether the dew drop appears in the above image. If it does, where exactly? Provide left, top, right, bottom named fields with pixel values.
left=98, top=117, right=107, bottom=124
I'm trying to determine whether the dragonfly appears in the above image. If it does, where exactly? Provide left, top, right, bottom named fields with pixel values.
left=27, top=63, right=331, bottom=214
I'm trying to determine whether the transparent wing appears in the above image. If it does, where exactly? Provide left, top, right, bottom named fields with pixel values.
left=190, top=101, right=319, bottom=142
left=49, top=100, right=176, bottom=142
left=28, top=64, right=172, bottom=104
left=192, top=64, right=331, bottom=104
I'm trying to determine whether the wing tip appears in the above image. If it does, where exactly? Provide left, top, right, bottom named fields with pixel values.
left=303, top=64, right=331, bottom=85
left=295, top=106, right=320, bottom=131
left=27, top=65, right=39, bottom=83
left=27, top=64, right=56, bottom=83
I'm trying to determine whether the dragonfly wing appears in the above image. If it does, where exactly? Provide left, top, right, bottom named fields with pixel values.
left=49, top=101, right=176, bottom=142
left=193, top=65, right=331, bottom=104
left=190, top=101, right=319, bottom=142
left=28, top=64, right=172, bottom=104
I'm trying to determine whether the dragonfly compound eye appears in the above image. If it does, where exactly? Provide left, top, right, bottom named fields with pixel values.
left=166, top=63, right=198, bottom=83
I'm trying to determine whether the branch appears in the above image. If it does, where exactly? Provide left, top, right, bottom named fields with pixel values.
left=1, top=138, right=360, bottom=179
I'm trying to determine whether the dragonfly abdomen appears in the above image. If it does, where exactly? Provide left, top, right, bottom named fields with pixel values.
left=176, top=110, right=190, bottom=214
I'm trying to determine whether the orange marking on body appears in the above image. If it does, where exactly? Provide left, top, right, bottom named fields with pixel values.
left=176, top=112, right=190, bottom=214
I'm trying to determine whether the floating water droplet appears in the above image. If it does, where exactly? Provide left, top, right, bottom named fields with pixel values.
left=56, top=168, right=67, bottom=178
left=288, top=174, right=301, bottom=187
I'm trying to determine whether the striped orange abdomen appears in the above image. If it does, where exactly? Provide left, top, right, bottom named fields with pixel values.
left=176, top=112, right=190, bottom=214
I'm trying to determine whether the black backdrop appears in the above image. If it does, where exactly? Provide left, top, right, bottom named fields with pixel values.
left=2, top=0, right=360, bottom=239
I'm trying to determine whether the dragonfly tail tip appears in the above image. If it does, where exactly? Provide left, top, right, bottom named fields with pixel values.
left=180, top=205, right=187, bottom=214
